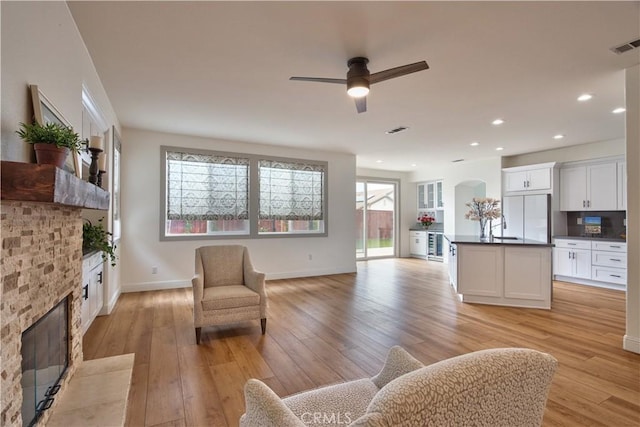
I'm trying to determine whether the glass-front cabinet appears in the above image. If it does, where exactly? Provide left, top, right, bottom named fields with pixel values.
left=417, top=180, right=443, bottom=211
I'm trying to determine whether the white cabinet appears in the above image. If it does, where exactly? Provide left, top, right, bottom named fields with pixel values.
left=458, top=244, right=503, bottom=297
left=553, top=238, right=627, bottom=288
left=448, top=243, right=458, bottom=292
left=591, top=241, right=627, bottom=286
left=617, top=160, right=626, bottom=210
left=504, top=167, right=551, bottom=193
left=504, top=247, right=551, bottom=301
left=553, top=247, right=591, bottom=280
left=410, top=231, right=427, bottom=258
left=560, top=161, right=618, bottom=211
left=453, top=242, right=552, bottom=309
left=82, top=251, right=104, bottom=334
left=417, top=180, right=443, bottom=210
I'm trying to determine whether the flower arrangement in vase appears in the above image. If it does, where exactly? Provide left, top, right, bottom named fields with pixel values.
left=418, top=214, right=436, bottom=229
left=464, top=197, right=501, bottom=240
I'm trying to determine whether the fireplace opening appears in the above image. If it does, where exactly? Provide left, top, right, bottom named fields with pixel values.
left=21, top=295, right=69, bottom=426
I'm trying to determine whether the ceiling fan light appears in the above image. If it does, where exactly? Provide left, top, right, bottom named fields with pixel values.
left=347, top=78, right=370, bottom=98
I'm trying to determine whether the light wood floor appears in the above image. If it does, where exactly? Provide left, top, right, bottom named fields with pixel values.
left=83, top=258, right=640, bottom=427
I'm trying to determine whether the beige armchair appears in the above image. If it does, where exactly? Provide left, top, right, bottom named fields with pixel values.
left=192, top=245, right=267, bottom=344
left=240, top=346, right=557, bottom=426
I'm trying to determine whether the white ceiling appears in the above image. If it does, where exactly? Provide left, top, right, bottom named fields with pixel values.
left=68, top=1, right=640, bottom=172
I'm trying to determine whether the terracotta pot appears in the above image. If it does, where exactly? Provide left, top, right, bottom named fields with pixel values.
left=33, top=143, right=70, bottom=168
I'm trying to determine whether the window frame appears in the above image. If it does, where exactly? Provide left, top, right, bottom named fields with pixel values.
left=160, top=146, right=328, bottom=240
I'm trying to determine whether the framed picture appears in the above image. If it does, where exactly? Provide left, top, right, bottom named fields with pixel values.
left=112, top=126, right=122, bottom=242
left=30, top=84, right=81, bottom=178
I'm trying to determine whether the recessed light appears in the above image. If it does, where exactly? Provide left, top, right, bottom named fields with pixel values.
left=411, top=163, right=417, bottom=167
left=577, top=93, right=593, bottom=102
left=496, top=147, right=504, bottom=151
left=470, top=141, right=479, bottom=146
left=492, top=119, right=504, bottom=126
left=376, top=160, right=383, bottom=163
left=553, top=134, right=564, bottom=140
left=612, top=107, right=626, bottom=114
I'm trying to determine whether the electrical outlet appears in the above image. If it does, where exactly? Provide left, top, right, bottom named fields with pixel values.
left=577, top=218, right=583, bottom=225
left=151, top=266, right=158, bottom=274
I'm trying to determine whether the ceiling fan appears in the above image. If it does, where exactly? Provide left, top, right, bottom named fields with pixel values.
left=290, top=57, right=429, bottom=113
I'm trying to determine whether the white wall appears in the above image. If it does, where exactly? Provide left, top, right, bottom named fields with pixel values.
left=121, top=128, right=356, bottom=291
left=411, top=157, right=502, bottom=236
left=356, top=168, right=413, bottom=257
left=1, top=2, right=119, bottom=162
left=625, top=64, right=639, bottom=354
left=1, top=1, right=121, bottom=311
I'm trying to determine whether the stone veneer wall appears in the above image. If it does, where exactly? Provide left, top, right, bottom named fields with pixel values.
left=1, top=201, right=84, bottom=426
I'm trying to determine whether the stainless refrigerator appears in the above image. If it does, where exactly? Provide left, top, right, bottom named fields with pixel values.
left=502, top=194, right=551, bottom=243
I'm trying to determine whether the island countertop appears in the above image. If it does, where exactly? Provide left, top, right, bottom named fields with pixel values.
left=444, top=234, right=553, bottom=247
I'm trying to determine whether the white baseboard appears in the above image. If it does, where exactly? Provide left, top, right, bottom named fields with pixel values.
left=122, top=280, right=191, bottom=293
left=121, top=267, right=357, bottom=292
left=553, top=275, right=625, bottom=291
left=106, top=288, right=121, bottom=314
left=623, top=335, right=640, bottom=354
left=265, top=266, right=356, bottom=281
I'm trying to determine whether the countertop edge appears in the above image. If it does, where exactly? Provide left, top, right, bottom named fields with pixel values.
left=444, top=235, right=553, bottom=247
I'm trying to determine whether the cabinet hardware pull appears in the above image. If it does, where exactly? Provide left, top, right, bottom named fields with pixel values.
left=610, top=259, right=621, bottom=262
left=610, top=274, right=621, bottom=278
left=610, top=245, right=621, bottom=248
left=568, top=243, right=576, bottom=245
left=582, top=200, right=586, bottom=208
left=82, top=284, right=89, bottom=300
left=587, top=200, right=591, bottom=207
left=98, top=271, right=103, bottom=283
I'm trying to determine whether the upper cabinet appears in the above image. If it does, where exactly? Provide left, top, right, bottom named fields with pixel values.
left=417, top=180, right=444, bottom=210
left=560, top=160, right=619, bottom=211
left=617, top=160, right=626, bottom=211
left=503, top=163, right=554, bottom=194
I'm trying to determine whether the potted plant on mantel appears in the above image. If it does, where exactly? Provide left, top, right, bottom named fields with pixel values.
left=16, top=121, right=84, bottom=168
left=83, top=219, right=117, bottom=267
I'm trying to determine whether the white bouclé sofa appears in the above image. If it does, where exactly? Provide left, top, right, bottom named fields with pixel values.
left=240, top=346, right=557, bottom=426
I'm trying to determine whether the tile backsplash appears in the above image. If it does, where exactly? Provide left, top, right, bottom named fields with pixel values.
left=566, top=211, right=626, bottom=239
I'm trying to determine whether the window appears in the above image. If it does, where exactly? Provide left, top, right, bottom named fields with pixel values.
left=258, top=159, right=325, bottom=234
left=161, top=147, right=327, bottom=239
left=164, top=148, right=250, bottom=238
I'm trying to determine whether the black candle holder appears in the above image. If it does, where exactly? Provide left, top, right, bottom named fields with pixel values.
left=97, top=170, right=106, bottom=188
left=88, top=147, right=103, bottom=185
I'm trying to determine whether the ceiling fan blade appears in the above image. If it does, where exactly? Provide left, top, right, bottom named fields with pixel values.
left=369, top=61, right=429, bottom=85
left=289, top=77, right=347, bottom=84
left=355, top=96, right=367, bottom=114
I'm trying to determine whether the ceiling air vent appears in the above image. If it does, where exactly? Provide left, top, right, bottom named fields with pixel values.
left=385, top=126, right=408, bottom=135
left=611, top=38, right=640, bottom=55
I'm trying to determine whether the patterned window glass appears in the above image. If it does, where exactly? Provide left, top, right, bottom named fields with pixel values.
left=166, top=151, right=249, bottom=221
left=259, top=160, right=325, bottom=220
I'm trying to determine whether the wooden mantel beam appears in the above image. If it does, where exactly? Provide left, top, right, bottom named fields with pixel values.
left=1, top=161, right=109, bottom=210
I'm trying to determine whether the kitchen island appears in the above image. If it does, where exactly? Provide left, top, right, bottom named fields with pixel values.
left=445, top=235, right=553, bottom=309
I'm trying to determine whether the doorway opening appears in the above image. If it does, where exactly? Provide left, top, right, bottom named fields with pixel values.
left=356, top=180, right=398, bottom=259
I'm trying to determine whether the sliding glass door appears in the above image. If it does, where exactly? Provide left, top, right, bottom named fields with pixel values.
left=356, top=180, right=397, bottom=259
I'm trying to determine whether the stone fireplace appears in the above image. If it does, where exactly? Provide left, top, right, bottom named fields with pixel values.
left=1, top=161, right=109, bottom=426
